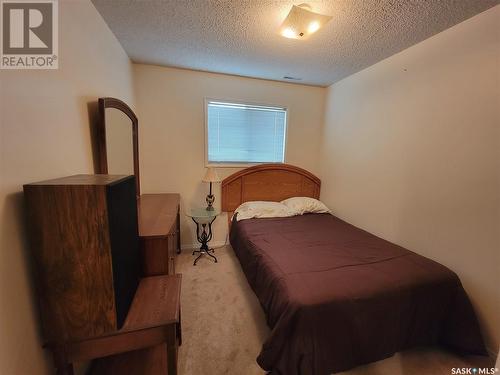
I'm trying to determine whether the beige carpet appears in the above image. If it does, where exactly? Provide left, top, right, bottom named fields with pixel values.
left=176, top=245, right=492, bottom=375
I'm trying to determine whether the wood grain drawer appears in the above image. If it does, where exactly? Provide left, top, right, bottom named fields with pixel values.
left=138, top=194, right=180, bottom=276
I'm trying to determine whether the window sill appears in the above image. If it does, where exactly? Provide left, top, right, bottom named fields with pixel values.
left=206, top=161, right=285, bottom=168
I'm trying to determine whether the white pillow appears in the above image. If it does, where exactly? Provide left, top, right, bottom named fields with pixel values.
left=233, top=201, right=295, bottom=222
left=280, top=197, right=330, bottom=215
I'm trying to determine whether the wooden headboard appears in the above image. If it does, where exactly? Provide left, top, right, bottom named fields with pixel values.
left=221, top=164, right=321, bottom=219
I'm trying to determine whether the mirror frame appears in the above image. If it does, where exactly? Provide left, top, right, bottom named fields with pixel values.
left=96, top=97, right=140, bottom=196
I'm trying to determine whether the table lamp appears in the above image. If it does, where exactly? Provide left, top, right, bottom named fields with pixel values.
left=202, top=167, right=221, bottom=210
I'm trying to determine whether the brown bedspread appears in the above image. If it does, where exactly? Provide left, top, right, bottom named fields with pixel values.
left=229, top=213, right=485, bottom=375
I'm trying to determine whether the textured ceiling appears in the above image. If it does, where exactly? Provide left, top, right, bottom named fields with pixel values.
left=92, top=0, right=499, bottom=87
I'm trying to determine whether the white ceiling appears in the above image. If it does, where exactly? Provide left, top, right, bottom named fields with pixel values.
left=92, top=0, right=498, bottom=87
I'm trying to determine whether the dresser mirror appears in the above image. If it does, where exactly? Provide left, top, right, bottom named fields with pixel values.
left=96, top=97, right=140, bottom=195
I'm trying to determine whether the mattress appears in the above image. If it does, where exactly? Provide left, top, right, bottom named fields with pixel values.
left=229, top=213, right=485, bottom=375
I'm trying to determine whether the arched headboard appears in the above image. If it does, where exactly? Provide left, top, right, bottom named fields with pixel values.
left=221, top=164, right=321, bottom=220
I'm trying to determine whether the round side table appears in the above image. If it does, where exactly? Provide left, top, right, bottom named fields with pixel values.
left=187, top=208, right=220, bottom=265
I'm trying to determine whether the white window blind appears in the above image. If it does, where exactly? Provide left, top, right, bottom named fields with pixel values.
left=206, top=101, right=287, bottom=164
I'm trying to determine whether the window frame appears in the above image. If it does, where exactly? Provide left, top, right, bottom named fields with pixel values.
left=204, top=98, right=289, bottom=168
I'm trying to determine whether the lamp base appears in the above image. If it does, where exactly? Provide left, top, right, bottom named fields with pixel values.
left=206, top=194, right=215, bottom=210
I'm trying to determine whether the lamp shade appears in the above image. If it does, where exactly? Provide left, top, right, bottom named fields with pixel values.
left=202, top=167, right=221, bottom=183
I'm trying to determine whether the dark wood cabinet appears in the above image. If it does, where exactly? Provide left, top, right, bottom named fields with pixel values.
left=24, top=175, right=140, bottom=343
left=24, top=175, right=182, bottom=375
left=138, top=194, right=180, bottom=276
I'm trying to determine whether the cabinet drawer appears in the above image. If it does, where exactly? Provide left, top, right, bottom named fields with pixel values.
left=137, top=193, right=180, bottom=276
left=141, top=233, right=177, bottom=276
left=141, top=237, right=169, bottom=276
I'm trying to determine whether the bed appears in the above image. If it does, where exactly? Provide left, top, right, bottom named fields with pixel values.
left=222, top=164, right=486, bottom=375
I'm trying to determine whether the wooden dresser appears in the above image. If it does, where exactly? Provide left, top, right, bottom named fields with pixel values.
left=138, top=193, right=180, bottom=276
left=24, top=176, right=182, bottom=375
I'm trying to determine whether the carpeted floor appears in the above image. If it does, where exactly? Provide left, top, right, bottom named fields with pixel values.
left=176, top=245, right=492, bottom=375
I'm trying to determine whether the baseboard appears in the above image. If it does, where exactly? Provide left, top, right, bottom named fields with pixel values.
left=180, top=240, right=227, bottom=250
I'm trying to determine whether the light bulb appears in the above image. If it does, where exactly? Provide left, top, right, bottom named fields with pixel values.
left=308, top=21, right=320, bottom=34
left=281, top=27, right=298, bottom=39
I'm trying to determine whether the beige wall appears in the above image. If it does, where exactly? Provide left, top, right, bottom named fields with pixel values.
left=133, top=64, right=326, bottom=246
left=319, top=6, right=499, bottom=354
left=0, top=1, right=134, bottom=374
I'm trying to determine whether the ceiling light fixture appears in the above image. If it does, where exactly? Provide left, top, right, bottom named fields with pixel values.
left=279, top=3, right=332, bottom=40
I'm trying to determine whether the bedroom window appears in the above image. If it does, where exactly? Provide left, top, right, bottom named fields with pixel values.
left=205, top=100, right=287, bottom=165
